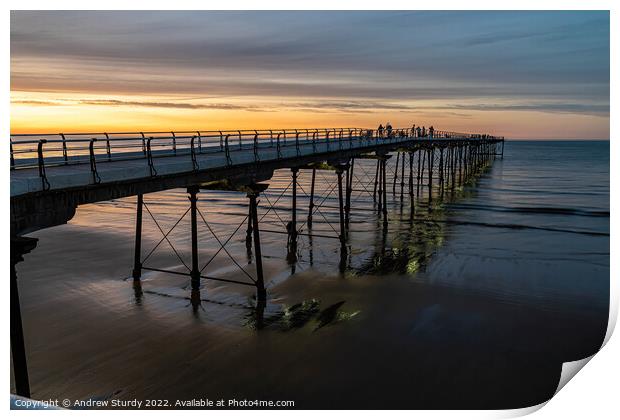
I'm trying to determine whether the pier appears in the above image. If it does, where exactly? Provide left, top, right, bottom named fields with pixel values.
left=10, top=127, right=504, bottom=398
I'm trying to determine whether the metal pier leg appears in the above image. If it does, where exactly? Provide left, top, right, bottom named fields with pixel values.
left=400, top=151, right=405, bottom=202
left=377, top=158, right=383, bottom=215
left=337, top=168, right=347, bottom=252
left=245, top=202, right=253, bottom=249
left=373, top=159, right=379, bottom=202
left=249, top=191, right=266, bottom=302
left=392, top=152, right=400, bottom=195
left=11, top=236, right=38, bottom=398
left=408, top=151, right=415, bottom=213
left=188, top=186, right=200, bottom=290
left=132, top=194, right=143, bottom=281
left=288, top=168, right=298, bottom=257
left=439, top=148, right=444, bottom=199
left=382, top=158, right=388, bottom=229
left=345, top=159, right=354, bottom=228
left=428, top=148, right=434, bottom=205
left=417, top=149, right=424, bottom=198
left=452, top=145, right=457, bottom=192
left=307, top=168, right=316, bottom=229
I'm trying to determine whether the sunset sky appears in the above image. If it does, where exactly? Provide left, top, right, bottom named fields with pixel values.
left=10, top=11, right=610, bottom=139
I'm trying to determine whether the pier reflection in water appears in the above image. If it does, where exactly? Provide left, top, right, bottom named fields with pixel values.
left=13, top=141, right=608, bottom=408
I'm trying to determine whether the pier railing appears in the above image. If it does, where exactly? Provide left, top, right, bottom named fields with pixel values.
left=10, top=127, right=503, bottom=172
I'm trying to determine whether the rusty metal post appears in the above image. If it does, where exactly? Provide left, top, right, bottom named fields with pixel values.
left=132, top=194, right=143, bottom=281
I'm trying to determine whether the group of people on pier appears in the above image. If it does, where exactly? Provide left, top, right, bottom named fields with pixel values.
left=376, top=123, right=434, bottom=139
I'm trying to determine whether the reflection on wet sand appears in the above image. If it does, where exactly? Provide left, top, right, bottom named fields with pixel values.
left=13, top=142, right=609, bottom=408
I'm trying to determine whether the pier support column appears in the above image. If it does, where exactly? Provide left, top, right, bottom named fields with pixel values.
left=245, top=203, right=253, bottom=250
left=373, top=159, right=380, bottom=203
left=345, top=159, right=354, bottom=228
left=400, top=151, right=406, bottom=202
left=439, top=148, right=445, bottom=199
left=288, top=168, right=298, bottom=259
left=377, top=158, right=383, bottom=215
left=188, top=186, right=200, bottom=290
left=417, top=148, right=424, bottom=198
left=132, top=194, right=143, bottom=281
left=336, top=167, right=348, bottom=254
left=381, top=158, right=388, bottom=229
left=392, top=152, right=400, bottom=195
left=408, top=151, right=415, bottom=214
left=11, top=236, right=38, bottom=398
left=307, top=168, right=316, bottom=228
left=428, top=148, right=434, bottom=205
left=247, top=187, right=267, bottom=302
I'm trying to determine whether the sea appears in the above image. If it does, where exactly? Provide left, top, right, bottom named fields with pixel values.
left=12, top=140, right=609, bottom=409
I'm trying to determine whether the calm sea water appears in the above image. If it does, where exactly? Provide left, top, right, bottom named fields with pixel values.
left=13, top=140, right=609, bottom=409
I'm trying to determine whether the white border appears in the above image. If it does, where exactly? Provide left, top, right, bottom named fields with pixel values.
left=2, top=2, right=616, bottom=419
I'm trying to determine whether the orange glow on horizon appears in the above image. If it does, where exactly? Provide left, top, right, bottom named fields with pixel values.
left=10, top=91, right=610, bottom=140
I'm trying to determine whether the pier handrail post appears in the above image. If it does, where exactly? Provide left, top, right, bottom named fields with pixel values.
left=276, top=133, right=282, bottom=159
left=104, top=132, right=112, bottom=161
left=132, top=194, right=143, bottom=281
left=59, top=133, right=68, bottom=165
left=10, top=140, right=15, bottom=170
left=224, top=134, right=232, bottom=166
left=196, top=131, right=202, bottom=153
left=140, top=132, right=147, bottom=156
left=190, top=135, right=199, bottom=170
left=89, top=138, right=101, bottom=184
left=146, top=137, right=157, bottom=176
left=295, top=132, right=301, bottom=156
left=253, top=133, right=260, bottom=162
left=37, top=139, right=50, bottom=191
left=326, top=130, right=330, bottom=151
left=171, top=131, right=177, bottom=155
left=188, top=186, right=200, bottom=290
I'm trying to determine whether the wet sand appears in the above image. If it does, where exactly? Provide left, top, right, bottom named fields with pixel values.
left=11, top=142, right=609, bottom=409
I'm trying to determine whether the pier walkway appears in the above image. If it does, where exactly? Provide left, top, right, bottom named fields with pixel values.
left=10, top=126, right=504, bottom=398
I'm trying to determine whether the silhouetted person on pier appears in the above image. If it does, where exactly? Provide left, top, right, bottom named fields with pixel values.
left=386, top=122, right=393, bottom=138
left=422, top=126, right=427, bottom=137
left=411, top=124, right=416, bottom=137
left=377, top=124, right=384, bottom=139
left=416, top=126, right=422, bottom=137
left=429, top=126, right=434, bottom=138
